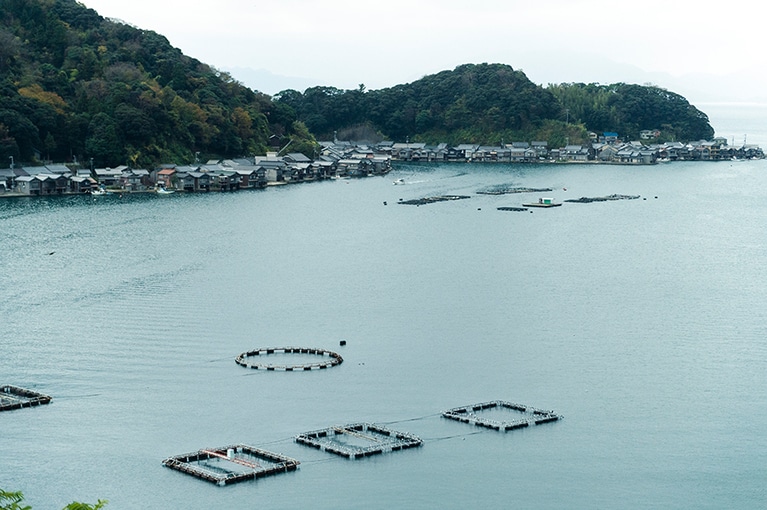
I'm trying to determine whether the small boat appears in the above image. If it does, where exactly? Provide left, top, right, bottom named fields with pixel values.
left=523, top=197, right=561, bottom=208
left=156, top=187, right=175, bottom=195
left=393, top=178, right=405, bottom=185
left=90, top=187, right=110, bottom=196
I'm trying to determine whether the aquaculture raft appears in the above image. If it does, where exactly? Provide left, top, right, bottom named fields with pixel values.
left=295, top=423, right=422, bottom=459
left=478, top=187, right=553, bottom=195
left=235, top=347, right=343, bottom=371
left=564, top=194, right=640, bottom=203
left=162, top=444, right=299, bottom=486
left=497, top=206, right=529, bottom=212
left=398, top=195, right=470, bottom=206
left=442, top=400, right=562, bottom=431
left=0, top=385, right=51, bottom=412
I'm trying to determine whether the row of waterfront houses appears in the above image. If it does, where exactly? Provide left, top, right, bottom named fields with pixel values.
left=0, top=151, right=393, bottom=196
left=380, top=138, right=764, bottom=163
left=2, top=137, right=762, bottom=196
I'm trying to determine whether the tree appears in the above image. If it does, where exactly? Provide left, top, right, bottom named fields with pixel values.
left=0, top=490, right=107, bottom=510
left=85, top=112, right=122, bottom=166
left=0, top=490, right=30, bottom=510
left=547, top=82, right=713, bottom=141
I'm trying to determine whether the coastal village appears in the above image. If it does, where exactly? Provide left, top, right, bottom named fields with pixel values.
left=0, top=135, right=762, bottom=196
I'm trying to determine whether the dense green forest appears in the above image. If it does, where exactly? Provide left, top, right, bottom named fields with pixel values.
left=274, top=64, right=584, bottom=147
left=547, top=82, right=714, bottom=143
left=0, top=0, right=313, bottom=168
left=274, top=64, right=714, bottom=146
left=0, top=1, right=714, bottom=169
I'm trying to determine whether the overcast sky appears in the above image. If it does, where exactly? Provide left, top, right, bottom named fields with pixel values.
left=80, top=1, right=767, bottom=106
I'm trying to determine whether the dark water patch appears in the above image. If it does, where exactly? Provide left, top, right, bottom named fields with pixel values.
left=70, top=264, right=200, bottom=305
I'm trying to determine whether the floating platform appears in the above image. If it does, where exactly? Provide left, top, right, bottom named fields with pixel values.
left=235, top=347, right=343, bottom=371
left=295, top=423, right=422, bottom=459
left=162, top=444, right=299, bottom=486
left=442, top=400, right=562, bottom=431
left=398, top=195, right=470, bottom=206
left=0, top=385, right=52, bottom=412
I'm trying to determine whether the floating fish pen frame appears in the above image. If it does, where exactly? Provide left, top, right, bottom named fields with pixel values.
left=398, top=195, right=471, bottom=206
left=235, top=347, right=343, bottom=371
left=442, top=400, right=562, bottom=431
left=295, top=423, right=422, bottom=459
left=478, top=187, right=553, bottom=195
left=0, top=385, right=52, bottom=412
left=162, top=444, right=299, bottom=486
left=564, top=194, right=640, bottom=203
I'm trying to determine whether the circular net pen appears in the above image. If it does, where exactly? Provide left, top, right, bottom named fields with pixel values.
left=235, top=347, right=343, bottom=371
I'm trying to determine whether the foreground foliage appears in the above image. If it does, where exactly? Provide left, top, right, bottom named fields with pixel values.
left=0, top=490, right=106, bottom=510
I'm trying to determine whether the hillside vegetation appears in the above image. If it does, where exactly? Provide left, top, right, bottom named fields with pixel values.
left=0, top=0, right=714, bottom=169
left=275, top=64, right=714, bottom=146
left=0, top=0, right=313, bottom=168
left=547, top=82, right=714, bottom=143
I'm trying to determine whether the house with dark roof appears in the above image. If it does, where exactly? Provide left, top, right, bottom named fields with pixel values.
left=177, top=170, right=210, bottom=192
left=561, top=145, right=591, bottom=162
left=284, top=153, right=312, bottom=164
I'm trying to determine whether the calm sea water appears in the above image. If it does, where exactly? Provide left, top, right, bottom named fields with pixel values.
left=2, top=157, right=766, bottom=509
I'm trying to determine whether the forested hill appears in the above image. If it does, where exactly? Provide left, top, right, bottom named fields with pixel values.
left=0, top=1, right=714, bottom=169
left=0, top=0, right=313, bottom=168
left=275, top=64, right=714, bottom=146
left=275, top=64, right=566, bottom=145
left=547, top=82, right=714, bottom=143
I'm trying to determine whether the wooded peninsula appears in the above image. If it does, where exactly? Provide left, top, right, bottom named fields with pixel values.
left=0, top=0, right=743, bottom=172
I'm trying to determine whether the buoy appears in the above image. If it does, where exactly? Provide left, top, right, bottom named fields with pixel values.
left=383, top=201, right=387, bottom=205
